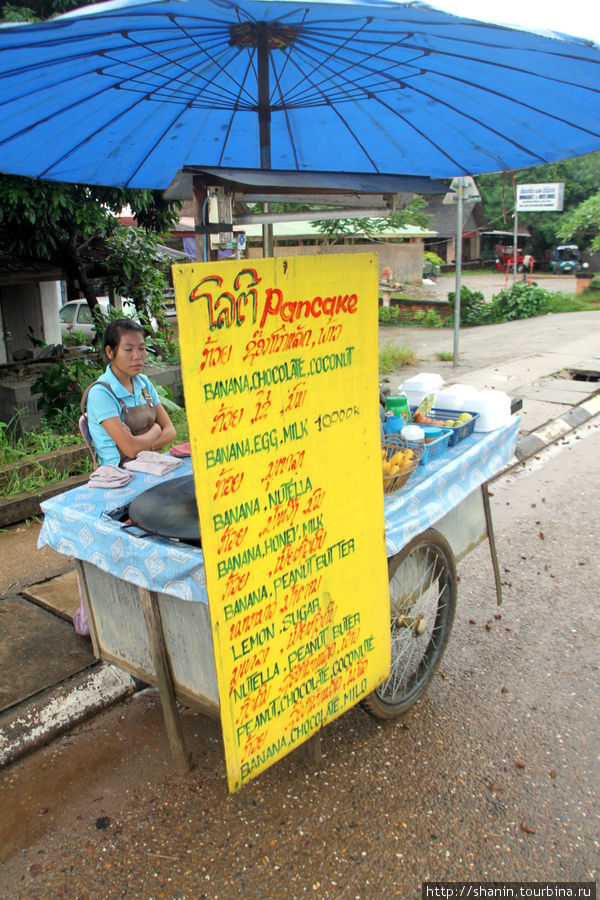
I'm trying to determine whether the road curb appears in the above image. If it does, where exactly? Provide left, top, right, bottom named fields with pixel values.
left=514, top=389, right=600, bottom=463
left=0, top=663, right=136, bottom=769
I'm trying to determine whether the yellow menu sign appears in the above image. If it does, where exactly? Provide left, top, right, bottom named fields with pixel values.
left=173, top=253, right=390, bottom=792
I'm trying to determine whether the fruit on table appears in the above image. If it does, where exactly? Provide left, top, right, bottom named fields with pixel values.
left=382, top=447, right=415, bottom=477
left=441, top=412, right=473, bottom=427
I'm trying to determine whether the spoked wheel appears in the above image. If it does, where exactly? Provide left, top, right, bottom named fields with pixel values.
left=362, top=529, right=457, bottom=719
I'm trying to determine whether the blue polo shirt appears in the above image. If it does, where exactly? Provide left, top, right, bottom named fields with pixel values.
left=86, top=365, right=159, bottom=466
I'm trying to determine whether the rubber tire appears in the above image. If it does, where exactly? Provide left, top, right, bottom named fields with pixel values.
left=362, top=529, right=457, bottom=720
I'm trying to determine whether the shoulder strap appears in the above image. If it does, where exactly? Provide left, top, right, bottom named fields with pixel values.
left=141, top=387, right=154, bottom=407
left=133, top=376, right=154, bottom=408
left=80, top=380, right=127, bottom=415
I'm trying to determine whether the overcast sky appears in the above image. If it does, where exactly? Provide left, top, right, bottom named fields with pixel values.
left=428, top=0, right=600, bottom=45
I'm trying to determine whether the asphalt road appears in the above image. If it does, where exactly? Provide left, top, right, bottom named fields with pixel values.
left=1, top=418, right=598, bottom=899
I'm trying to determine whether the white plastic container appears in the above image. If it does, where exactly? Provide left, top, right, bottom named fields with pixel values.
left=469, top=390, right=512, bottom=432
left=435, top=384, right=478, bottom=412
left=399, top=372, right=445, bottom=409
left=401, top=424, right=425, bottom=443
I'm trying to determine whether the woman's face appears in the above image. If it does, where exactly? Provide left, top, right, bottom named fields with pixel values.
left=107, top=329, right=147, bottom=381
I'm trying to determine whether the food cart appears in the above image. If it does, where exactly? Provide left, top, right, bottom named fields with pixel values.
left=38, top=415, right=519, bottom=774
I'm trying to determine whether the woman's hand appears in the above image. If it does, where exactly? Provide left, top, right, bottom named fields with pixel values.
left=101, top=404, right=176, bottom=459
left=101, top=418, right=163, bottom=459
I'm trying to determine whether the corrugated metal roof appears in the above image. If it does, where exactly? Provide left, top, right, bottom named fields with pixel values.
left=240, top=221, right=436, bottom=240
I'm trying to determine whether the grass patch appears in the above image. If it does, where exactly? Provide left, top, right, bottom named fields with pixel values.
left=436, top=351, right=454, bottom=362
left=539, top=289, right=600, bottom=313
left=379, top=343, right=418, bottom=375
left=3, top=456, right=93, bottom=499
left=171, top=407, right=190, bottom=444
left=0, top=418, right=83, bottom=466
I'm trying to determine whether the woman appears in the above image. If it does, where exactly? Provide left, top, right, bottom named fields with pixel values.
left=85, top=318, right=176, bottom=466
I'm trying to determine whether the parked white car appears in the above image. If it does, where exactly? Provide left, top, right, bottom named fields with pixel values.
left=59, top=298, right=157, bottom=340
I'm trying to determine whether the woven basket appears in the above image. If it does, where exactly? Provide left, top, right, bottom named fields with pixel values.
left=381, top=437, right=424, bottom=494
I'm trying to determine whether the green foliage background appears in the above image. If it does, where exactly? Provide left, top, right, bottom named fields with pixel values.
left=475, top=152, right=600, bottom=259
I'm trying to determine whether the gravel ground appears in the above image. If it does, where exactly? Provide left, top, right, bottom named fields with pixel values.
left=1, top=424, right=598, bottom=899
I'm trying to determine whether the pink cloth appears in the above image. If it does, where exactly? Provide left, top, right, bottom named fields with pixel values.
left=169, top=442, right=191, bottom=457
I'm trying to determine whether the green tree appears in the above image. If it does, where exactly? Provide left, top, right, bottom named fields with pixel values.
left=476, top=152, right=600, bottom=261
left=557, top=190, right=600, bottom=252
left=0, top=174, right=180, bottom=329
left=311, top=196, right=432, bottom=246
left=1, top=0, right=94, bottom=21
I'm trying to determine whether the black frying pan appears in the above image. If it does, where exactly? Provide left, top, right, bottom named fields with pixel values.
left=127, top=474, right=201, bottom=545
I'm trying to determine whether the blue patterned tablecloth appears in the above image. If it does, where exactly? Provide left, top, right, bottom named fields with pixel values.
left=384, top=416, right=520, bottom=555
left=38, top=418, right=520, bottom=604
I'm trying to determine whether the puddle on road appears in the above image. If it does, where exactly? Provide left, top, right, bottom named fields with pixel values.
left=0, top=691, right=215, bottom=863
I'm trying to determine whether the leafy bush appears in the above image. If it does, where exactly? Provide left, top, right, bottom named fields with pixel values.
left=32, top=357, right=102, bottom=429
left=423, top=250, right=444, bottom=278
left=413, top=308, right=443, bottom=328
left=424, top=250, right=444, bottom=267
left=589, top=275, right=600, bottom=291
left=489, top=282, right=552, bottom=322
left=379, top=305, right=400, bottom=325
left=447, top=285, right=490, bottom=325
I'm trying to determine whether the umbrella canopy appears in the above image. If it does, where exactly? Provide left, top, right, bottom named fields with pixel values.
left=0, top=0, right=598, bottom=189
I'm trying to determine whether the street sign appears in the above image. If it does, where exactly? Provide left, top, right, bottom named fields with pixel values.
left=516, top=183, right=565, bottom=212
left=443, top=176, right=481, bottom=205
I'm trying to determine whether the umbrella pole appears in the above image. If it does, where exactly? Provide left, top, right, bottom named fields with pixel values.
left=257, top=26, right=274, bottom=258
left=453, top=180, right=464, bottom=366
left=513, top=207, right=518, bottom=285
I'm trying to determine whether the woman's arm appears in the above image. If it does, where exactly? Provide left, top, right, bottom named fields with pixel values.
left=100, top=402, right=176, bottom=459
left=148, top=403, right=176, bottom=451
left=100, top=417, right=163, bottom=459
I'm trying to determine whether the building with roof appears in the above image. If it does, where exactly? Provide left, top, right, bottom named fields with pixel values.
left=168, top=215, right=436, bottom=285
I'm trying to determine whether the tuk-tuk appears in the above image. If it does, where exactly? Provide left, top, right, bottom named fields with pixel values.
left=495, top=244, right=532, bottom=273
left=550, top=243, right=588, bottom=274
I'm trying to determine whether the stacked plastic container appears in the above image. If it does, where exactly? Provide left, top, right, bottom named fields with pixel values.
left=398, top=374, right=513, bottom=434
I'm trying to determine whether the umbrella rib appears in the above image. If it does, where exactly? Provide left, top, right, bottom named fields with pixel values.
left=281, top=35, right=599, bottom=148
left=270, top=52, right=300, bottom=169
left=0, top=48, right=254, bottom=114
left=104, top=29, right=255, bottom=109
left=161, top=17, right=257, bottom=107
left=217, top=49, right=258, bottom=166
left=0, top=80, right=123, bottom=148
left=276, top=22, right=599, bottom=112
left=276, top=17, right=375, bottom=107
left=380, top=77, right=595, bottom=157
left=285, top=34, right=599, bottom=122
left=12, top=80, right=188, bottom=185
left=371, top=90, right=528, bottom=170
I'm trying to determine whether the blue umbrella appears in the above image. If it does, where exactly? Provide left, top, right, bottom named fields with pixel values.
left=0, top=0, right=598, bottom=189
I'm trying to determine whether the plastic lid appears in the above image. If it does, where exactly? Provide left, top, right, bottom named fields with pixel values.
left=401, top=425, right=425, bottom=442
left=400, top=372, right=445, bottom=392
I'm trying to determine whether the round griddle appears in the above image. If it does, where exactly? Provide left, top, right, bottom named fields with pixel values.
left=128, top=474, right=201, bottom=545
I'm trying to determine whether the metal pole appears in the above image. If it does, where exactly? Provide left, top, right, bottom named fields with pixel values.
left=453, top=179, right=464, bottom=366
left=257, top=26, right=274, bottom=258
left=513, top=207, right=518, bottom=285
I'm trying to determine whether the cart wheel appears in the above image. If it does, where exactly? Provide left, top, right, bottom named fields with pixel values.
left=362, top=529, right=457, bottom=720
